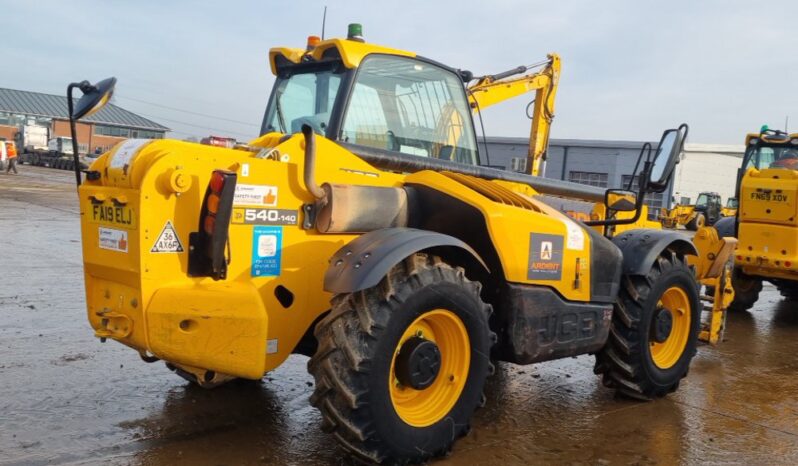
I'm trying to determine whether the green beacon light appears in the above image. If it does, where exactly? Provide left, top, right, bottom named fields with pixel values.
left=347, top=23, right=364, bottom=42
left=761, top=124, right=770, bottom=133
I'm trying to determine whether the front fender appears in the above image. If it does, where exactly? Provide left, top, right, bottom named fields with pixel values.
left=324, top=228, right=488, bottom=294
left=611, top=229, right=697, bottom=276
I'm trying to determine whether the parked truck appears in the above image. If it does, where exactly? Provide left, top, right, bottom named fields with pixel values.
left=16, top=124, right=49, bottom=154
left=21, top=136, right=82, bottom=170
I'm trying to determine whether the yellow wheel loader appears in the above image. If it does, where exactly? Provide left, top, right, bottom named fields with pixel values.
left=661, top=191, right=722, bottom=230
left=715, top=128, right=798, bottom=311
left=68, top=26, right=731, bottom=464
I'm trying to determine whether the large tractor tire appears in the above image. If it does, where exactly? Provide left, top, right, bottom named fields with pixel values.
left=686, top=213, right=705, bottom=231
left=775, top=281, right=798, bottom=301
left=728, top=268, right=762, bottom=312
left=595, top=251, right=700, bottom=400
left=308, top=254, right=493, bottom=464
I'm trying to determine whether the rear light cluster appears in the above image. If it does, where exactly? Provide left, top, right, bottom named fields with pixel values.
left=189, top=170, right=237, bottom=280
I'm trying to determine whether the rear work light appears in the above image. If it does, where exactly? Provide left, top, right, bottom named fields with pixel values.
left=189, top=170, right=237, bottom=280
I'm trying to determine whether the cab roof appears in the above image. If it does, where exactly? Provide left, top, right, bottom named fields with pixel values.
left=745, top=131, right=798, bottom=146
left=268, top=38, right=415, bottom=75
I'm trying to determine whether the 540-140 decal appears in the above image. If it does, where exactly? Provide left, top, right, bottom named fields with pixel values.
left=232, top=208, right=298, bottom=226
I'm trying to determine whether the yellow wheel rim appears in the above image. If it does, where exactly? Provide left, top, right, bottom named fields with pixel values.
left=389, top=309, right=470, bottom=427
left=650, top=286, right=691, bottom=369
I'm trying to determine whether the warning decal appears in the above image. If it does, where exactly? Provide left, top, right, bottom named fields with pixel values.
left=528, top=233, right=563, bottom=280
left=151, top=221, right=184, bottom=253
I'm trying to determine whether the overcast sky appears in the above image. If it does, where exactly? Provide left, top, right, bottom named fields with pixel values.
left=4, top=0, right=797, bottom=144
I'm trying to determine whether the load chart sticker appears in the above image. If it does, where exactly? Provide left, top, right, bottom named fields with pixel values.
left=251, top=226, right=282, bottom=277
left=109, top=139, right=151, bottom=169
left=234, top=184, right=278, bottom=207
left=151, top=221, right=184, bottom=253
left=527, top=233, right=563, bottom=280
left=99, top=227, right=128, bottom=253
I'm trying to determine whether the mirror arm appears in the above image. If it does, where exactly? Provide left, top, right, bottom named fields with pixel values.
left=67, top=82, right=82, bottom=188
left=584, top=161, right=651, bottom=228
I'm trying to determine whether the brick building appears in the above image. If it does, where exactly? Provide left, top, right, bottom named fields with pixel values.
left=0, top=87, right=168, bottom=154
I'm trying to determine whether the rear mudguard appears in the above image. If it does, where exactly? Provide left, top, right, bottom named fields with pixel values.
left=611, top=229, right=697, bottom=276
left=324, top=227, right=488, bottom=294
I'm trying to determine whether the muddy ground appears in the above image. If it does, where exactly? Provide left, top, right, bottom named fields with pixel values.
left=2, top=166, right=798, bottom=465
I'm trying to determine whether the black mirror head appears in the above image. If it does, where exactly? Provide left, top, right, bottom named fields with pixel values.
left=72, top=77, right=117, bottom=121
left=647, top=124, right=689, bottom=193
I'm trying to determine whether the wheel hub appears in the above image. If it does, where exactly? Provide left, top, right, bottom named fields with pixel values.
left=652, top=307, right=674, bottom=343
left=395, top=336, right=441, bottom=390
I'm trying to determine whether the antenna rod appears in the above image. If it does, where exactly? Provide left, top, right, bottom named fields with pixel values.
left=321, top=6, right=327, bottom=40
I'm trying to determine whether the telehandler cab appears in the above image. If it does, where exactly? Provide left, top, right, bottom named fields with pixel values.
left=72, top=26, right=729, bottom=463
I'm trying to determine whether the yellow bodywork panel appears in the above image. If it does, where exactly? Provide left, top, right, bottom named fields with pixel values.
left=736, top=167, right=798, bottom=280
left=269, top=38, right=415, bottom=74
left=81, top=136, right=408, bottom=378
left=80, top=133, right=603, bottom=378
left=405, top=171, right=592, bottom=302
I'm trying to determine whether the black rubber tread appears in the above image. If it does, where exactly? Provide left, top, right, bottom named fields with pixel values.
left=308, top=253, right=493, bottom=464
left=728, top=268, right=763, bottom=312
left=686, top=213, right=704, bottom=231
left=595, top=251, right=700, bottom=400
left=775, top=281, right=798, bottom=301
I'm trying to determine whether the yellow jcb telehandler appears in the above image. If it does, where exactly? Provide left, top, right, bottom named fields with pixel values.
left=714, top=127, right=798, bottom=311
left=68, top=25, right=732, bottom=463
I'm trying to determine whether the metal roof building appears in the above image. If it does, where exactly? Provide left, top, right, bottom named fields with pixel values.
left=0, top=87, right=168, bottom=131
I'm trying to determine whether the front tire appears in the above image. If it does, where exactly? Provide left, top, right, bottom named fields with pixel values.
left=686, top=213, right=705, bottom=231
left=308, top=254, right=493, bottom=464
left=596, top=251, right=700, bottom=399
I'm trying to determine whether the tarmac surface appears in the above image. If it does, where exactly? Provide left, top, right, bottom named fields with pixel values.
left=2, top=165, right=798, bottom=465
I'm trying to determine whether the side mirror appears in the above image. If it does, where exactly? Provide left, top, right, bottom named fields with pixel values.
left=647, top=124, right=688, bottom=192
left=605, top=189, right=638, bottom=212
left=72, top=77, right=117, bottom=121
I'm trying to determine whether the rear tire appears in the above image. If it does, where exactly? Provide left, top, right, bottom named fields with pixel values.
left=775, top=281, right=798, bottom=301
left=595, top=251, right=700, bottom=400
left=728, top=268, right=762, bottom=312
left=686, top=213, right=705, bottom=231
left=308, top=254, right=493, bottom=464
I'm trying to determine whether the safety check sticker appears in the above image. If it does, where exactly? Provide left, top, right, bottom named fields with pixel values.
left=252, top=226, right=282, bottom=277
left=99, top=227, right=128, bottom=253
left=151, top=221, right=184, bottom=253
left=528, top=233, right=563, bottom=280
left=234, top=184, right=278, bottom=207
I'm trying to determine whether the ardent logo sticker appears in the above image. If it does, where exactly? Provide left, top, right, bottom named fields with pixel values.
left=528, top=234, right=563, bottom=280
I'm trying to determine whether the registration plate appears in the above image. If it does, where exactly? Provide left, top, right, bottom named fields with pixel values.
left=90, top=204, right=136, bottom=229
